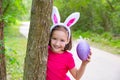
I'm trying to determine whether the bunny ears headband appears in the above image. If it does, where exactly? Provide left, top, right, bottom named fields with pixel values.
left=50, top=6, right=80, bottom=38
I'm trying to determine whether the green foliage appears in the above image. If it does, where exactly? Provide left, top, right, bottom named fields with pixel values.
left=22, top=0, right=32, bottom=20
left=110, top=39, right=120, bottom=47
left=72, top=30, right=82, bottom=39
left=2, top=0, right=27, bottom=25
left=101, top=32, right=112, bottom=40
left=4, top=23, right=27, bottom=79
left=54, top=0, right=120, bottom=35
left=72, top=30, right=92, bottom=39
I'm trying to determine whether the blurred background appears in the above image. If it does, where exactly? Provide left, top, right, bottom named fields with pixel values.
left=2, top=0, right=120, bottom=79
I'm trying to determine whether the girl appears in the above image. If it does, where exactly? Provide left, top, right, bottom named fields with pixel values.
left=46, top=6, right=91, bottom=80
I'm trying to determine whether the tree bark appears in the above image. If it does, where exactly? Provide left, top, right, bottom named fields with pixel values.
left=0, top=0, right=6, bottom=80
left=23, top=0, right=53, bottom=80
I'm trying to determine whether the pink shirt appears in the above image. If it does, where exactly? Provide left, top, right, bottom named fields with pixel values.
left=46, top=47, right=75, bottom=80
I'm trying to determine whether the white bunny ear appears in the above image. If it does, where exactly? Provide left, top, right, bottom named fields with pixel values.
left=64, top=12, right=80, bottom=27
left=51, top=6, right=60, bottom=25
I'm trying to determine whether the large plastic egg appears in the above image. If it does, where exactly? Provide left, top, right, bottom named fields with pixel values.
left=76, top=39, right=90, bottom=61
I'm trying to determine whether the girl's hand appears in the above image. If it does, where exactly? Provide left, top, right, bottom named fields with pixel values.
left=82, top=50, right=92, bottom=65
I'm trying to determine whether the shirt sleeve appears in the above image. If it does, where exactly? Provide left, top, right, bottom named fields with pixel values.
left=67, top=53, right=75, bottom=70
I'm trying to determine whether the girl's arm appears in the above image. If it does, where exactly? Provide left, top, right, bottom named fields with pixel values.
left=69, top=52, right=91, bottom=80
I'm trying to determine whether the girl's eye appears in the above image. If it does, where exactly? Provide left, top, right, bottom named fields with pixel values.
left=52, top=38, right=57, bottom=40
left=61, top=39, right=65, bottom=42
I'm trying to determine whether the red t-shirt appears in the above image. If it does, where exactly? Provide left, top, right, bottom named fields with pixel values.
left=46, top=47, right=75, bottom=80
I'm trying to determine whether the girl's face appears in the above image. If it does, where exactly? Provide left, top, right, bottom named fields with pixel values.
left=50, top=30, right=69, bottom=53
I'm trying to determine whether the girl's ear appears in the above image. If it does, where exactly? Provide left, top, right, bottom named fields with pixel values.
left=64, top=12, right=80, bottom=27
left=52, top=6, right=61, bottom=25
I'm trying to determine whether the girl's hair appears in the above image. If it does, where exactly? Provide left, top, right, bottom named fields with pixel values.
left=49, top=25, right=72, bottom=51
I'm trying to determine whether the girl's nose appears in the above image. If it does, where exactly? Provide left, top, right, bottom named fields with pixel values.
left=55, top=41, right=60, bottom=45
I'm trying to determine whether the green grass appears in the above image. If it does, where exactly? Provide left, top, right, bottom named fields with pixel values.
left=4, top=23, right=27, bottom=80
left=72, top=30, right=120, bottom=54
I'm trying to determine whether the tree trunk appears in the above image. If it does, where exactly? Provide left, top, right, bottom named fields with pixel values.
left=0, top=0, right=6, bottom=80
left=23, top=0, right=53, bottom=80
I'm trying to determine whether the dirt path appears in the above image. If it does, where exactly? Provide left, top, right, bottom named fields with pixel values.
left=20, top=22, right=120, bottom=80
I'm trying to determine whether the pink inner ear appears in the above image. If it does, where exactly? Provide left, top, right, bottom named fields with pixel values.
left=67, top=18, right=75, bottom=27
left=54, top=14, right=58, bottom=24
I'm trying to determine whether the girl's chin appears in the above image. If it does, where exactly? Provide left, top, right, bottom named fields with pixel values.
left=53, top=49, right=61, bottom=53
left=52, top=49, right=63, bottom=53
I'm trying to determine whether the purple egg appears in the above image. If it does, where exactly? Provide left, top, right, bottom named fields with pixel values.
left=76, top=39, right=90, bottom=61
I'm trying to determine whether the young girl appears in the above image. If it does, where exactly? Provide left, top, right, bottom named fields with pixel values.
left=46, top=6, right=92, bottom=80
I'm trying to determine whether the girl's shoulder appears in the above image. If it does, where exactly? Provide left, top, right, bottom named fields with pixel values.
left=64, top=50, right=73, bottom=57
